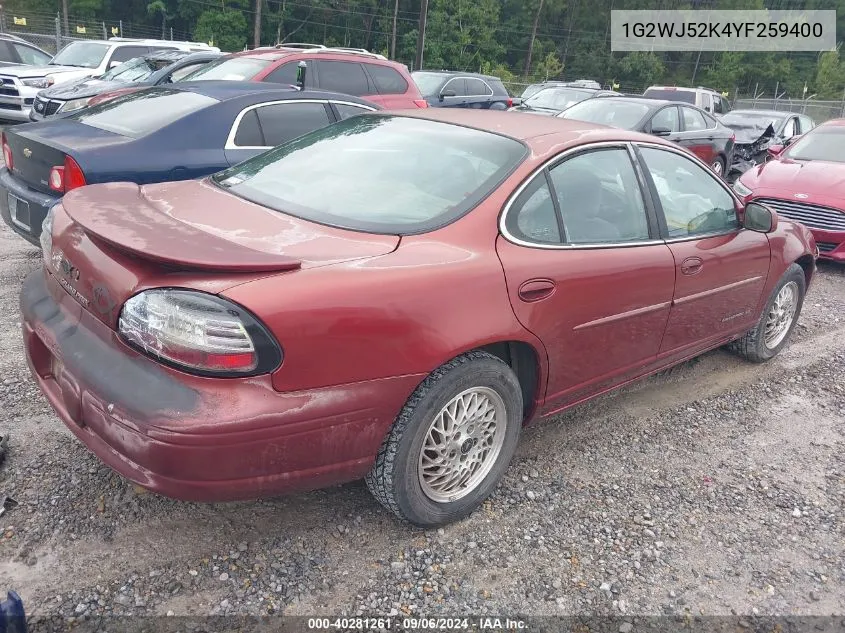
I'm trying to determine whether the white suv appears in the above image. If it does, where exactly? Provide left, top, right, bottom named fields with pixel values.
left=0, top=37, right=219, bottom=122
left=642, top=85, right=731, bottom=116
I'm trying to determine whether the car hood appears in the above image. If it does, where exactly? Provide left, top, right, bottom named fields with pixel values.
left=510, top=104, right=561, bottom=116
left=744, top=158, right=845, bottom=204
left=0, top=64, right=90, bottom=78
left=731, top=123, right=777, bottom=146
left=40, top=78, right=124, bottom=100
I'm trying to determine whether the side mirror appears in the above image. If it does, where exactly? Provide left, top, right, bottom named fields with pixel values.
left=743, top=201, right=778, bottom=233
left=766, top=144, right=785, bottom=158
left=439, top=89, right=456, bottom=101
left=651, top=126, right=672, bottom=136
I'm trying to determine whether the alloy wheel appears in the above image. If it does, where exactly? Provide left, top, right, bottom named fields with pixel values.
left=764, top=281, right=799, bottom=349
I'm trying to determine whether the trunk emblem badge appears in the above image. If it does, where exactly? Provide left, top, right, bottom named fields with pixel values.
left=794, top=193, right=809, bottom=199
left=22, top=148, right=32, bottom=158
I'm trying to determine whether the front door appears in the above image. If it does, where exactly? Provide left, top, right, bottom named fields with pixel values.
left=496, top=145, right=676, bottom=413
left=636, top=145, right=771, bottom=357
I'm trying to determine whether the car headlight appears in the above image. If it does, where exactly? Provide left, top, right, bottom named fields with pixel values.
left=732, top=180, right=753, bottom=197
left=21, top=77, right=53, bottom=89
left=60, top=97, right=90, bottom=113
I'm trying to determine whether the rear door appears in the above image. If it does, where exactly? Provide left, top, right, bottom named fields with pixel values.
left=677, top=106, right=717, bottom=165
left=362, top=62, right=411, bottom=108
left=496, top=144, right=676, bottom=413
left=314, top=60, right=372, bottom=97
left=224, top=100, right=334, bottom=164
left=636, top=144, right=771, bottom=358
left=464, top=77, right=494, bottom=109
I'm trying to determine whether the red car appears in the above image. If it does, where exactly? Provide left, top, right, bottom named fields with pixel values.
left=21, top=110, right=816, bottom=527
left=93, top=46, right=427, bottom=110
left=733, top=118, right=845, bottom=262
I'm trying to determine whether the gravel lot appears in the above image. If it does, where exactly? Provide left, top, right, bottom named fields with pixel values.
left=0, top=221, right=843, bottom=622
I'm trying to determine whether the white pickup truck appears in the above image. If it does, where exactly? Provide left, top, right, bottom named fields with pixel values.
left=0, top=37, right=220, bottom=122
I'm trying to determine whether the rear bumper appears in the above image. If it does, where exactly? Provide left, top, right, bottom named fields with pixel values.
left=20, top=270, right=424, bottom=501
left=0, top=167, right=59, bottom=246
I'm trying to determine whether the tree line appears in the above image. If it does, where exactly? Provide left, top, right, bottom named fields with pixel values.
left=5, top=0, right=845, bottom=99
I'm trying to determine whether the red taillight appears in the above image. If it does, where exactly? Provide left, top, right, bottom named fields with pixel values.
left=413, top=99, right=429, bottom=108
left=506, top=98, right=513, bottom=108
left=1, top=132, right=12, bottom=171
left=48, top=155, right=86, bottom=193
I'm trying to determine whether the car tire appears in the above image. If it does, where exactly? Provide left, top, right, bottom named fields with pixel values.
left=731, top=263, right=806, bottom=363
left=711, top=156, right=726, bottom=177
left=365, top=351, right=523, bottom=527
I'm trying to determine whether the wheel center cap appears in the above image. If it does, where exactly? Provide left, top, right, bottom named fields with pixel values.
left=460, top=438, right=477, bottom=455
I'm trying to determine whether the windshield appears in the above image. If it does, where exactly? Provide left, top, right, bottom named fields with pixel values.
left=70, top=88, right=217, bottom=138
left=720, top=112, right=785, bottom=129
left=212, top=115, right=528, bottom=234
left=411, top=72, right=447, bottom=97
left=180, top=57, right=271, bottom=81
left=50, top=41, right=110, bottom=68
left=560, top=99, right=650, bottom=129
left=100, top=56, right=174, bottom=82
left=784, top=126, right=845, bottom=163
left=643, top=88, right=696, bottom=104
left=525, top=87, right=593, bottom=111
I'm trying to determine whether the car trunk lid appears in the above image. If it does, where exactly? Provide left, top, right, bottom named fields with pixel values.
left=47, top=179, right=400, bottom=328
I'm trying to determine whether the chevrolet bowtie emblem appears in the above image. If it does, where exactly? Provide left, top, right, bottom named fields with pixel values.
left=22, top=148, right=32, bottom=158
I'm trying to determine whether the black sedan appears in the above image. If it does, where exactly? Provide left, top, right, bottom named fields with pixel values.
left=559, top=96, right=735, bottom=177
left=1, top=81, right=378, bottom=246
left=30, top=50, right=223, bottom=120
left=509, top=85, right=619, bottom=116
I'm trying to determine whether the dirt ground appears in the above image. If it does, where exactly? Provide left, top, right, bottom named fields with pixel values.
left=0, top=222, right=843, bottom=621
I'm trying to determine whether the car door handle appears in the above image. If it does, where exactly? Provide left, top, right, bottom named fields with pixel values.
left=681, top=257, right=703, bottom=275
left=518, top=279, right=556, bottom=302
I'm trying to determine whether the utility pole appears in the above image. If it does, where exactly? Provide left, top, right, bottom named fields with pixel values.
left=61, top=0, right=69, bottom=36
left=390, top=0, right=399, bottom=59
left=254, top=0, right=262, bottom=48
left=415, top=0, right=428, bottom=71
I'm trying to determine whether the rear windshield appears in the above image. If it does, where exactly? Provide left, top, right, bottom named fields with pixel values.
left=69, top=88, right=217, bottom=138
left=212, top=115, right=528, bottom=234
left=560, top=99, right=650, bottom=130
left=180, top=56, right=271, bottom=81
left=784, top=126, right=845, bottom=163
left=526, top=87, right=593, bottom=111
left=643, top=88, right=696, bottom=104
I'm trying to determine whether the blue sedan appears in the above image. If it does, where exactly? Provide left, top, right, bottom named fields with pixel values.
left=0, top=81, right=379, bottom=246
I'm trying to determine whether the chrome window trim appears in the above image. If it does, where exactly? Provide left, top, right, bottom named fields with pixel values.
left=464, top=77, right=495, bottom=97
left=499, top=140, right=662, bottom=250
left=224, top=98, right=375, bottom=150
left=499, top=139, right=744, bottom=250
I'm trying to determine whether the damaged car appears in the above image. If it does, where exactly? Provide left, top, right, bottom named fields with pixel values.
left=21, top=110, right=816, bottom=527
left=723, top=110, right=815, bottom=180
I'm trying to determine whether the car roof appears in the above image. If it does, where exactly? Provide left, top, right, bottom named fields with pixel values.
left=594, top=96, right=667, bottom=108
left=382, top=108, right=674, bottom=146
left=160, top=80, right=378, bottom=106
left=413, top=70, right=502, bottom=81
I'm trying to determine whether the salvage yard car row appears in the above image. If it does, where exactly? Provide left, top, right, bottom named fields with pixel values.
left=0, top=36, right=839, bottom=528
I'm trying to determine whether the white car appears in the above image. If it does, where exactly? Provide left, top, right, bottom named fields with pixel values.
left=0, top=37, right=219, bottom=122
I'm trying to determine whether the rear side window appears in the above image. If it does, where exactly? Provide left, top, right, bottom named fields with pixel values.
left=681, top=107, right=707, bottom=131
left=465, top=77, right=492, bottom=96
left=317, top=61, right=370, bottom=96
left=256, top=102, right=332, bottom=146
left=233, top=110, right=263, bottom=146
left=366, top=64, right=408, bottom=94
left=335, top=103, right=373, bottom=120
left=263, top=62, right=298, bottom=86
left=70, top=88, right=217, bottom=138
left=109, top=46, right=150, bottom=65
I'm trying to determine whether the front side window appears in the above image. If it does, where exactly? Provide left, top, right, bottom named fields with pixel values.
left=317, top=61, right=370, bottom=96
left=50, top=41, right=110, bottom=68
left=681, top=107, right=708, bottom=131
left=13, top=43, right=51, bottom=66
left=640, top=147, right=738, bottom=237
left=549, top=148, right=650, bottom=244
left=70, top=88, right=217, bottom=138
left=213, top=115, right=527, bottom=234
left=649, top=106, right=679, bottom=133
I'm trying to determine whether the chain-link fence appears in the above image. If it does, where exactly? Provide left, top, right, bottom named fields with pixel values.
left=732, top=96, right=845, bottom=124
left=0, top=9, right=194, bottom=56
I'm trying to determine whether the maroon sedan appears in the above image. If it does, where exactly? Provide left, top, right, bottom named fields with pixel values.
left=21, top=110, right=816, bottom=527
left=733, top=118, right=845, bottom=262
